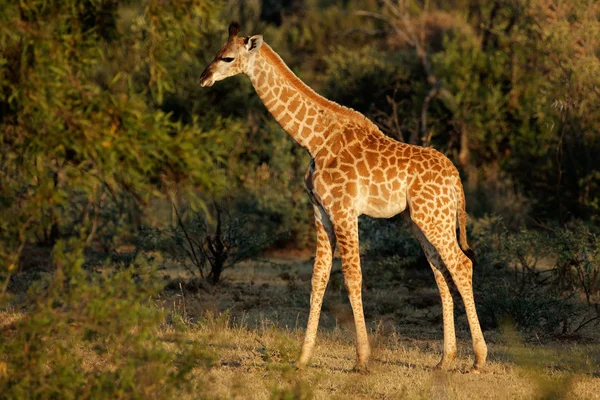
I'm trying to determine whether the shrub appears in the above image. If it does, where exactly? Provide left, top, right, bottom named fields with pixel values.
left=359, top=216, right=425, bottom=290
left=358, top=216, right=421, bottom=262
left=552, top=222, right=600, bottom=306
left=323, top=46, right=411, bottom=116
left=477, top=279, right=582, bottom=333
left=0, top=240, right=212, bottom=399
left=472, top=217, right=600, bottom=336
left=137, top=202, right=274, bottom=285
left=229, top=120, right=313, bottom=249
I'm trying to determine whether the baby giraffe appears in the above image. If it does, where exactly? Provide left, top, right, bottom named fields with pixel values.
left=200, top=22, right=487, bottom=372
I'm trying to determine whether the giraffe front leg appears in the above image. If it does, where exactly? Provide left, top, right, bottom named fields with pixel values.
left=297, top=205, right=335, bottom=369
left=334, top=216, right=371, bottom=372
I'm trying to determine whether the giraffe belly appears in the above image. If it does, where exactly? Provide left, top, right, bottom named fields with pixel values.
left=361, top=191, right=407, bottom=219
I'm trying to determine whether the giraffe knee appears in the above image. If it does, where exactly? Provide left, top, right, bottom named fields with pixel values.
left=449, top=253, right=473, bottom=283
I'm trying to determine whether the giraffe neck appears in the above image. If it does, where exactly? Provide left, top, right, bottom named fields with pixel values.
left=245, top=43, right=368, bottom=157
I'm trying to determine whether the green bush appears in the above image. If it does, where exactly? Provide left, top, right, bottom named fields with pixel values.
left=0, top=241, right=213, bottom=399
left=472, top=217, right=599, bottom=336
left=0, top=1, right=228, bottom=397
left=478, top=280, right=581, bottom=334
left=359, top=216, right=421, bottom=263
left=0, top=0, right=234, bottom=274
left=226, top=120, right=313, bottom=249
left=358, top=216, right=425, bottom=290
left=323, top=46, right=410, bottom=114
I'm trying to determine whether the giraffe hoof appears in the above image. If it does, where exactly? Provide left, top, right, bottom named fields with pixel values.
left=434, top=362, right=452, bottom=371
left=352, top=363, right=370, bottom=374
left=294, top=361, right=307, bottom=371
left=434, top=354, right=456, bottom=371
left=467, top=365, right=486, bottom=374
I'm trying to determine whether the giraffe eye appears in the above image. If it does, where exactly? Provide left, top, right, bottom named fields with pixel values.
left=221, top=57, right=235, bottom=63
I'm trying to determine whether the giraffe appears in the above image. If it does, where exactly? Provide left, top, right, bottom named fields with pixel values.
left=200, top=22, right=487, bottom=372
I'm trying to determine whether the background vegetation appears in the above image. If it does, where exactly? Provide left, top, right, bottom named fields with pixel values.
left=1, top=0, right=598, bottom=398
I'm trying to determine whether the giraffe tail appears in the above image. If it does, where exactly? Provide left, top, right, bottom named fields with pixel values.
left=455, top=174, right=476, bottom=263
left=456, top=177, right=469, bottom=251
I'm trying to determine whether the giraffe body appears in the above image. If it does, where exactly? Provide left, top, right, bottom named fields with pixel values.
left=201, top=22, right=487, bottom=372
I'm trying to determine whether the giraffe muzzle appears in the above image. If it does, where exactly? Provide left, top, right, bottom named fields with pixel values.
left=200, top=69, right=214, bottom=87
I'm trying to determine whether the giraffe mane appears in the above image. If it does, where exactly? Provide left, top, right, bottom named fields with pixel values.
left=259, top=43, right=377, bottom=129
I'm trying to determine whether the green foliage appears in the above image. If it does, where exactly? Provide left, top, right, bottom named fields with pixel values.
left=323, top=46, right=410, bottom=114
left=478, top=278, right=580, bottom=333
left=0, top=1, right=228, bottom=397
left=431, top=0, right=600, bottom=221
left=227, top=119, right=313, bottom=248
left=259, top=0, right=381, bottom=82
left=433, top=33, right=515, bottom=161
left=552, top=222, right=600, bottom=305
left=0, top=241, right=213, bottom=399
left=359, top=216, right=421, bottom=262
left=1, top=0, right=600, bottom=395
left=0, top=0, right=234, bottom=269
left=473, top=217, right=600, bottom=336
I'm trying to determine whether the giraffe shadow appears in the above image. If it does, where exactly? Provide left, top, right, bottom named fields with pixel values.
left=371, top=358, right=426, bottom=371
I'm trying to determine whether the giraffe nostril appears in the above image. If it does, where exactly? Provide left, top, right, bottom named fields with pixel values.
left=200, top=68, right=211, bottom=84
left=200, top=73, right=214, bottom=87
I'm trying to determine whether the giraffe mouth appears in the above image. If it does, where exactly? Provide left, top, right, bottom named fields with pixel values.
left=200, top=69, right=215, bottom=87
left=200, top=78, right=214, bottom=88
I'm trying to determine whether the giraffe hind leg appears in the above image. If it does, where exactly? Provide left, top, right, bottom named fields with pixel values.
left=403, top=212, right=457, bottom=369
left=408, top=210, right=488, bottom=371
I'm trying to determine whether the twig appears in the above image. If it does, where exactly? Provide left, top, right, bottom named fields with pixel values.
left=353, top=10, right=415, bottom=45
left=572, top=315, right=600, bottom=334
left=179, top=282, right=187, bottom=322
left=420, top=81, right=442, bottom=140
left=335, top=28, right=386, bottom=37
left=1, top=216, right=34, bottom=298
left=171, top=200, right=205, bottom=279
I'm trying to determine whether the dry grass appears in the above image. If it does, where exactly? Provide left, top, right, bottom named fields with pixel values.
left=174, top=322, right=600, bottom=400
left=155, top=257, right=600, bottom=399
left=2, top=257, right=599, bottom=399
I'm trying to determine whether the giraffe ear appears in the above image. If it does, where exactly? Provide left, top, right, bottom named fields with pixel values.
left=245, top=35, right=263, bottom=53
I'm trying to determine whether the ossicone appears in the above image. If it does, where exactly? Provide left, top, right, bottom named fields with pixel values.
left=228, top=21, right=241, bottom=38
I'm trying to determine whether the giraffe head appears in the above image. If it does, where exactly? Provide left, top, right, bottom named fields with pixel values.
left=200, top=22, right=263, bottom=87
